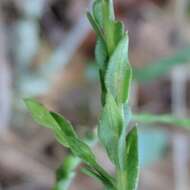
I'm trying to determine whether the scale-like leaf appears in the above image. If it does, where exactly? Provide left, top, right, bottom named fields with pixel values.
left=105, top=33, right=132, bottom=104
left=102, top=0, right=115, bottom=20
left=125, top=127, right=139, bottom=190
left=113, top=21, right=125, bottom=48
left=92, top=0, right=124, bottom=60
left=118, top=105, right=132, bottom=170
left=102, top=0, right=115, bottom=54
left=92, top=0, right=123, bottom=55
left=99, top=93, right=123, bottom=165
left=93, top=0, right=104, bottom=27
left=116, top=128, right=139, bottom=190
left=87, top=12, right=105, bottom=44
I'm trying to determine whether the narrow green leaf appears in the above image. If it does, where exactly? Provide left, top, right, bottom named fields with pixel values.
left=87, top=12, right=105, bottom=45
left=102, top=0, right=118, bottom=54
left=93, top=0, right=124, bottom=55
left=93, top=0, right=104, bottom=27
left=133, top=113, right=190, bottom=129
left=99, top=93, right=123, bottom=165
left=102, top=0, right=115, bottom=21
left=24, top=98, right=72, bottom=147
left=125, top=127, right=139, bottom=190
left=113, top=21, right=125, bottom=48
left=94, top=23, right=124, bottom=72
left=105, top=33, right=132, bottom=104
left=118, top=105, right=132, bottom=170
left=117, top=128, right=139, bottom=190
left=24, top=98, right=58, bottom=129
left=24, top=99, right=97, bottom=166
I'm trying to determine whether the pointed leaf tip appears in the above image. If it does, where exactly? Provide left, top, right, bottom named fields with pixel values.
left=24, top=98, right=58, bottom=129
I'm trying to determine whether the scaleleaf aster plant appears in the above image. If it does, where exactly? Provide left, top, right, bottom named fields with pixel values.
left=24, top=0, right=139, bottom=189
left=25, top=1, right=138, bottom=189
left=24, top=0, right=179, bottom=190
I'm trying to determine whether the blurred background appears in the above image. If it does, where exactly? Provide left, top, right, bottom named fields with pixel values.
left=0, top=0, right=190, bottom=189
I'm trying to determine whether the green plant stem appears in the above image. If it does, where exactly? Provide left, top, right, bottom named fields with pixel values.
left=116, top=170, right=127, bottom=190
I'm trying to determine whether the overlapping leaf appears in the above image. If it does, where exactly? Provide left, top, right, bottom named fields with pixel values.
left=105, top=33, right=132, bottom=104
left=125, top=127, right=139, bottom=190
left=99, top=93, right=123, bottom=166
